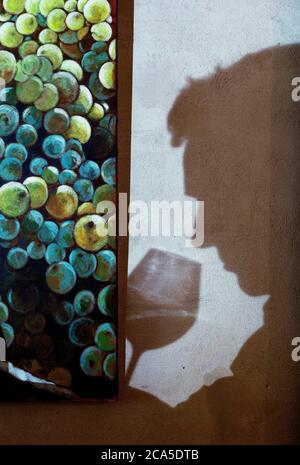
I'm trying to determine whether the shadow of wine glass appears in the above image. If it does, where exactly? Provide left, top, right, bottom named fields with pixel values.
left=126, top=249, right=201, bottom=383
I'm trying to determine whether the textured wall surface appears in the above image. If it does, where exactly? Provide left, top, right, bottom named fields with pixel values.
left=0, top=0, right=300, bottom=445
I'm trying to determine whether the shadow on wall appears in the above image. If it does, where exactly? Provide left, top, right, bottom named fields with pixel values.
left=126, top=249, right=201, bottom=384
left=125, top=43, right=300, bottom=444
left=1, top=43, right=300, bottom=446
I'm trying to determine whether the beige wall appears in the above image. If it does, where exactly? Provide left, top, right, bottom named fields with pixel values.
left=0, top=0, right=300, bottom=445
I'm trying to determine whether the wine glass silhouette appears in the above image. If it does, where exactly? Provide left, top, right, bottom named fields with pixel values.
left=126, top=248, right=200, bottom=383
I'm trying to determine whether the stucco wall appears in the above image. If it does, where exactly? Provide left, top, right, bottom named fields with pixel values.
left=0, top=0, right=300, bottom=445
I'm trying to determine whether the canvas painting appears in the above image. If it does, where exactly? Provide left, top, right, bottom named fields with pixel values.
left=0, top=0, right=117, bottom=401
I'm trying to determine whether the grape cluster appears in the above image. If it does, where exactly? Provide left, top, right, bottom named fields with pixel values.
left=0, top=0, right=117, bottom=387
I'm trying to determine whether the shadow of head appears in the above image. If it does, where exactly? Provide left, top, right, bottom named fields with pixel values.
left=168, top=44, right=300, bottom=296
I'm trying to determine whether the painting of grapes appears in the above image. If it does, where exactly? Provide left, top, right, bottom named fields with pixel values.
left=0, top=0, right=117, bottom=400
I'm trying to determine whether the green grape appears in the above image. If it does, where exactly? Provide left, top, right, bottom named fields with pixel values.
left=21, top=54, right=41, bottom=76
left=100, top=113, right=116, bottom=135
left=80, top=346, right=103, bottom=376
left=3, top=0, right=25, bottom=15
left=66, top=11, right=84, bottom=31
left=0, top=22, right=24, bottom=48
left=47, top=8, right=67, bottom=32
left=37, top=13, right=47, bottom=27
left=59, top=29, right=78, bottom=44
left=27, top=240, right=46, bottom=260
left=43, top=134, right=66, bottom=158
left=66, top=84, right=93, bottom=115
left=87, top=102, right=104, bottom=121
left=45, top=242, right=66, bottom=264
left=35, top=82, right=59, bottom=111
left=94, top=322, right=116, bottom=351
left=16, top=76, right=43, bottom=104
left=95, top=50, right=109, bottom=68
left=107, top=216, right=116, bottom=250
left=93, top=250, right=116, bottom=282
left=77, top=201, right=95, bottom=215
left=23, top=176, right=49, bottom=208
left=25, top=0, right=40, bottom=15
left=44, top=107, right=70, bottom=134
left=103, top=352, right=116, bottom=380
left=0, top=158, right=22, bottom=181
left=42, top=165, right=59, bottom=184
left=19, top=39, right=38, bottom=57
left=61, top=149, right=82, bottom=169
left=36, top=56, right=53, bottom=81
left=66, top=138, right=84, bottom=154
left=51, top=71, right=79, bottom=104
left=30, top=157, right=48, bottom=175
left=58, top=169, right=77, bottom=186
left=83, top=0, right=110, bottom=24
left=38, top=28, right=58, bottom=44
left=7, top=247, right=28, bottom=270
left=0, top=51, right=16, bottom=84
left=46, top=185, right=78, bottom=220
left=91, top=22, right=112, bottom=42
left=64, top=115, right=91, bottom=144
left=37, top=44, right=63, bottom=69
left=16, top=124, right=38, bottom=147
left=93, top=184, right=115, bottom=208
left=77, top=0, right=88, bottom=12
left=91, top=40, right=107, bottom=53
left=38, top=220, right=58, bottom=244
left=109, top=38, right=116, bottom=61
left=73, top=179, right=94, bottom=202
left=23, top=106, right=43, bottom=129
left=60, top=59, right=83, bottom=80
left=60, top=41, right=83, bottom=60
left=39, top=0, right=64, bottom=16
left=99, top=61, right=115, bottom=89
left=16, top=13, right=38, bottom=35
left=69, top=248, right=96, bottom=277
left=0, top=182, right=30, bottom=218
left=14, top=61, right=28, bottom=82
left=0, top=13, right=12, bottom=22
left=74, top=214, right=107, bottom=252
left=102, top=102, right=109, bottom=112
left=64, top=0, right=77, bottom=12
left=73, top=290, right=95, bottom=316
left=77, top=25, right=89, bottom=41
left=81, top=50, right=97, bottom=72
left=56, top=219, right=75, bottom=247
left=21, top=209, right=44, bottom=234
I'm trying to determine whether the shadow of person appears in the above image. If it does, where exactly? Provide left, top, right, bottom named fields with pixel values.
left=164, top=43, right=300, bottom=444
left=1, top=44, right=300, bottom=447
